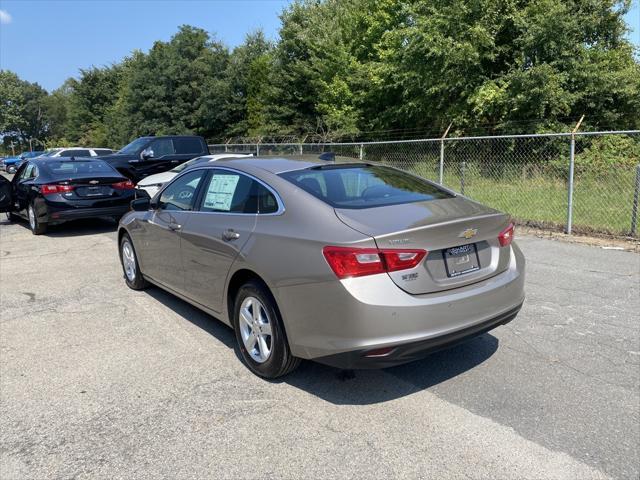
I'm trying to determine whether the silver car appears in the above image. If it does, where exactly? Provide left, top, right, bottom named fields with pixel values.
left=118, top=156, right=525, bottom=378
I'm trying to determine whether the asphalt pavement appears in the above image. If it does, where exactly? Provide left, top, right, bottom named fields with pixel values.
left=0, top=215, right=638, bottom=479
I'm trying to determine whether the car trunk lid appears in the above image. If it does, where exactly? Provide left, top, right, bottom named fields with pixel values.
left=335, top=197, right=513, bottom=294
left=52, top=176, right=129, bottom=199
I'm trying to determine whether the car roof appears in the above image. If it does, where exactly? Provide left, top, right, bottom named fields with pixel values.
left=212, top=154, right=367, bottom=174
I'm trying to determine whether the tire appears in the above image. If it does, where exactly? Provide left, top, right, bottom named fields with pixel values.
left=233, top=280, right=300, bottom=378
left=28, top=203, right=47, bottom=235
left=119, top=233, right=149, bottom=290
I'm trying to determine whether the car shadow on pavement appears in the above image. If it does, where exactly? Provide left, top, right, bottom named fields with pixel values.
left=144, top=287, right=237, bottom=350
left=280, top=335, right=498, bottom=405
left=145, top=285, right=499, bottom=405
left=8, top=217, right=118, bottom=237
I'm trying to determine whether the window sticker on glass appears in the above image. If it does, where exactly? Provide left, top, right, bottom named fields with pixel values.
left=204, top=174, right=240, bottom=211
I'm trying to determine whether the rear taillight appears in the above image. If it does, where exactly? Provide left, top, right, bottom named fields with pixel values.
left=112, top=180, right=135, bottom=190
left=322, top=246, right=427, bottom=279
left=498, top=223, right=515, bottom=247
left=41, top=184, right=74, bottom=195
left=381, top=249, right=427, bottom=272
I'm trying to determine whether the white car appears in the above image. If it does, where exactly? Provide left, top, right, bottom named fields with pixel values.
left=136, top=153, right=254, bottom=198
left=38, top=147, right=114, bottom=158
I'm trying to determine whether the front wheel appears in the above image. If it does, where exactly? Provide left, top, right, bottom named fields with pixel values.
left=119, top=233, right=148, bottom=290
left=233, top=280, right=300, bottom=378
left=28, top=203, right=47, bottom=235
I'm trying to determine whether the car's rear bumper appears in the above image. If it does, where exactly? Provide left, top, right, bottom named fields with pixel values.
left=46, top=205, right=131, bottom=222
left=275, top=242, right=525, bottom=367
left=314, top=302, right=522, bottom=369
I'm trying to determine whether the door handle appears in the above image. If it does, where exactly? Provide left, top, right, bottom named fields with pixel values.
left=168, top=222, right=182, bottom=231
left=223, top=229, right=240, bottom=241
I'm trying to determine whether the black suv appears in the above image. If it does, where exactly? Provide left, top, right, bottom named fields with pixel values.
left=101, top=136, right=210, bottom=183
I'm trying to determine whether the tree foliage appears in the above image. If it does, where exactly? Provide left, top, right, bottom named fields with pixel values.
left=1, top=1, right=638, bottom=152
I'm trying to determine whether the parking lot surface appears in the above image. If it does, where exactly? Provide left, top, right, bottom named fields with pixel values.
left=1, top=216, right=638, bottom=479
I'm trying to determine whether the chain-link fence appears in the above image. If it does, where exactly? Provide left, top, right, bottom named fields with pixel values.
left=210, top=130, right=640, bottom=238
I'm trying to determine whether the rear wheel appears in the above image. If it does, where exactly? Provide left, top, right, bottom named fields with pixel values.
left=119, top=233, right=148, bottom=290
left=28, top=203, right=47, bottom=235
left=233, top=280, right=300, bottom=378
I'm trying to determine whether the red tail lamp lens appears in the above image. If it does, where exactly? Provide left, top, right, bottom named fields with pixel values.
left=323, top=246, right=427, bottom=279
left=113, top=180, right=135, bottom=190
left=380, top=249, right=427, bottom=272
left=498, top=223, right=515, bottom=247
left=41, top=184, right=74, bottom=195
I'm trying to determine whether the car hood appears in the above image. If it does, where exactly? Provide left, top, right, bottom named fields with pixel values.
left=137, top=171, right=177, bottom=186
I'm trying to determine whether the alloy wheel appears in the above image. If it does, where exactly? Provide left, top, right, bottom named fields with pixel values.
left=121, top=240, right=137, bottom=282
left=239, top=296, right=273, bottom=363
left=28, top=206, right=36, bottom=231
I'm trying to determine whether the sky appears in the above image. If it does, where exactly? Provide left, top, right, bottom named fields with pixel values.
left=0, top=0, right=290, bottom=91
left=0, top=0, right=638, bottom=93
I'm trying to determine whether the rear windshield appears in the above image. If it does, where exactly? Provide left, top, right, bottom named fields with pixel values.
left=43, top=160, right=117, bottom=176
left=279, top=165, right=453, bottom=209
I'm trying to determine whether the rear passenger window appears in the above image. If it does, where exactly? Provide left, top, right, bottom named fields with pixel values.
left=199, top=170, right=280, bottom=214
left=255, top=183, right=279, bottom=214
left=173, top=137, right=204, bottom=154
left=201, top=171, right=256, bottom=213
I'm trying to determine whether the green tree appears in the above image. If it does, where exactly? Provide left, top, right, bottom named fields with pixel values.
left=223, top=30, right=273, bottom=138
left=0, top=70, right=49, bottom=149
left=117, top=25, right=230, bottom=141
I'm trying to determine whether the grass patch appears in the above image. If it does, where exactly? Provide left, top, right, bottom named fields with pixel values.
left=407, top=164, right=637, bottom=236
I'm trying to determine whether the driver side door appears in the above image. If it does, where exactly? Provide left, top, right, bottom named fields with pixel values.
left=0, top=176, right=12, bottom=213
left=13, top=163, right=37, bottom=216
left=138, top=169, right=207, bottom=294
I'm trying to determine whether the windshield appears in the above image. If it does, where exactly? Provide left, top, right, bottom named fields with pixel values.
left=279, top=165, right=453, bottom=209
left=118, top=138, right=150, bottom=154
left=170, top=156, right=207, bottom=173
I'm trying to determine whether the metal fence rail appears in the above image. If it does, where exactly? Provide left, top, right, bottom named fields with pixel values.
left=209, top=130, right=640, bottom=238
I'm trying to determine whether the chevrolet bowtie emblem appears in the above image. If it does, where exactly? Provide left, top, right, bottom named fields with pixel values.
left=459, top=228, right=478, bottom=239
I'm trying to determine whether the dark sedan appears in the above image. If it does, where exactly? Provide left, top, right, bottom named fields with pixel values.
left=0, top=157, right=136, bottom=235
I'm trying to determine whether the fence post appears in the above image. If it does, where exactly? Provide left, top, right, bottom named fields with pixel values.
left=566, top=115, right=584, bottom=235
left=224, top=138, right=230, bottom=153
left=359, top=143, right=364, bottom=160
left=631, top=164, right=640, bottom=237
left=439, top=123, right=452, bottom=185
left=460, top=161, right=466, bottom=195
left=256, top=142, right=260, bottom=156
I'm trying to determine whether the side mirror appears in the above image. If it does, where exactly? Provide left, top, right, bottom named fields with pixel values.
left=140, top=148, right=154, bottom=160
left=130, top=197, right=150, bottom=211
